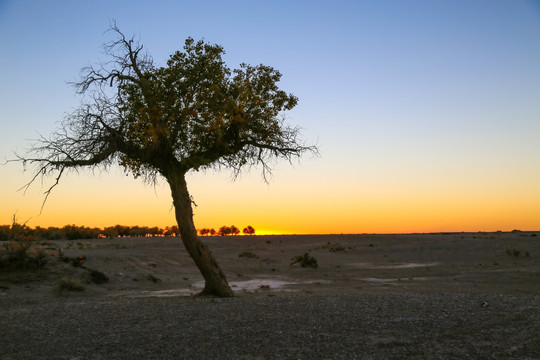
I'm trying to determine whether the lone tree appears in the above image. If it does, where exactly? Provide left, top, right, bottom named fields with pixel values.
left=17, top=26, right=316, bottom=297
left=242, top=226, right=255, bottom=235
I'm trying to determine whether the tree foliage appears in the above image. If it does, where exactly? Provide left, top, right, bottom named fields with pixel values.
left=19, top=25, right=315, bottom=196
left=242, top=225, right=255, bottom=235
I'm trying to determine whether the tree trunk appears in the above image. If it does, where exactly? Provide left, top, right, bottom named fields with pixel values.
left=167, top=171, right=234, bottom=297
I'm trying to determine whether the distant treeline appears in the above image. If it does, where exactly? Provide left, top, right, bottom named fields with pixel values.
left=199, top=225, right=255, bottom=236
left=0, top=222, right=255, bottom=241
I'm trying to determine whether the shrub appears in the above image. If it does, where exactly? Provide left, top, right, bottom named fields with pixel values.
left=328, top=243, right=345, bottom=252
left=146, top=274, right=161, bottom=283
left=290, top=253, right=318, bottom=268
left=56, top=277, right=85, bottom=292
left=89, top=269, right=109, bottom=284
left=70, top=255, right=87, bottom=267
left=0, top=239, right=49, bottom=271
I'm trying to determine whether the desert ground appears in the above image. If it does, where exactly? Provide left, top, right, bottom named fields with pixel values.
left=1, top=232, right=539, bottom=359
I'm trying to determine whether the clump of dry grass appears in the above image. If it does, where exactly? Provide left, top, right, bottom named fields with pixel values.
left=290, top=253, right=318, bottom=268
left=239, top=251, right=259, bottom=259
left=56, top=277, right=85, bottom=292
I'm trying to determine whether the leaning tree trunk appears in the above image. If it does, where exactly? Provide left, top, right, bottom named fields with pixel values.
left=167, top=171, right=234, bottom=297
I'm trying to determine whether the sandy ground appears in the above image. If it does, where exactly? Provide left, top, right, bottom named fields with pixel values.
left=1, top=233, right=539, bottom=359
left=1, top=232, right=539, bottom=297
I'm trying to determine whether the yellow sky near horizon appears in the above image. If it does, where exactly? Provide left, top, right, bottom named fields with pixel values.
left=2, top=161, right=539, bottom=234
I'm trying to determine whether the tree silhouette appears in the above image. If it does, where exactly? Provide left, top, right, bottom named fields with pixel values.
left=218, top=226, right=231, bottom=236
left=16, top=25, right=316, bottom=297
left=242, top=226, right=255, bottom=235
left=230, top=225, right=240, bottom=236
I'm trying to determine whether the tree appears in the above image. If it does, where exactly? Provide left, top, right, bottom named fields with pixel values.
left=198, top=228, right=211, bottom=236
left=230, top=225, right=240, bottom=236
left=16, top=25, right=316, bottom=297
left=242, top=225, right=255, bottom=235
left=218, top=226, right=231, bottom=236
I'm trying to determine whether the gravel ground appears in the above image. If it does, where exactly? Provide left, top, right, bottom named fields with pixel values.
left=1, top=293, right=539, bottom=359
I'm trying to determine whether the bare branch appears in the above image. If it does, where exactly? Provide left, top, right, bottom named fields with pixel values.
left=71, top=23, right=154, bottom=95
left=15, top=25, right=318, bottom=212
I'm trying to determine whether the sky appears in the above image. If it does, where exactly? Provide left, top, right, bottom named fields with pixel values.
left=1, top=0, right=539, bottom=234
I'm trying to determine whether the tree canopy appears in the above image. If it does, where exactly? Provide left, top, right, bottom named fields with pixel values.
left=21, top=25, right=314, bottom=192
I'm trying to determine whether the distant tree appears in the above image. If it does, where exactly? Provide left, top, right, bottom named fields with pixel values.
left=103, top=226, right=119, bottom=238
left=230, top=225, right=240, bottom=236
left=218, top=226, right=231, bottom=236
left=242, top=226, right=255, bottom=235
left=169, top=225, right=179, bottom=236
left=15, top=25, right=316, bottom=297
left=199, top=228, right=210, bottom=236
left=209, top=228, right=216, bottom=236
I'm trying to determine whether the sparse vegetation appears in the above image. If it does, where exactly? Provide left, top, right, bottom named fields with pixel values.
left=89, top=269, right=109, bottom=284
left=315, top=242, right=345, bottom=252
left=239, top=251, right=259, bottom=259
left=506, top=248, right=520, bottom=257
left=146, top=274, right=162, bottom=283
left=290, top=253, right=318, bottom=269
left=0, top=240, right=49, bottom=271
left=329, top=243, right=345, bottom=252
left=0, top=216, right=48, bottom=271
left=506, top=248, right=531, bottom=257
left=56, top=277, right=85, bottom=292
left=70, top=255, right=87, bottom=268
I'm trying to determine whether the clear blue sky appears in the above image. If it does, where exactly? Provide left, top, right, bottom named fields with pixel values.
left=1, top=1, right=539, bottom=233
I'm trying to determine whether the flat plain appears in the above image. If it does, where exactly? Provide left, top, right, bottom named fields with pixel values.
left=1, top=232, right=539, bottom=359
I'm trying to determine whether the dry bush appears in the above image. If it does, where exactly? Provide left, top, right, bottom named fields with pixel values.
left=56, top=277, right=85, bottom=292
left=290, top=253, right=318, bottom=268
left=89, top=269, right=109, bottom=284
left=0, top=239, right=49, bottom=271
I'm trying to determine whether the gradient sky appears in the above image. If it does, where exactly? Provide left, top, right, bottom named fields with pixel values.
left=1, top=0, right=539, bottom=234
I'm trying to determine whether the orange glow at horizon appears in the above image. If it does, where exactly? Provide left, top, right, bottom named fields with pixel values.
left=2, top=162, right=539, bottom=235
